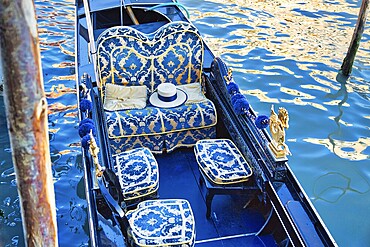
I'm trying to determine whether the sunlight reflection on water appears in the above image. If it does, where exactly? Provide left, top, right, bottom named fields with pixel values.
left=0, top=0, right=369, bottom=246
left=187, top=0, right=370, bottom=246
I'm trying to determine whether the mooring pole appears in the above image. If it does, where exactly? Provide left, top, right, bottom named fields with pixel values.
left=341, top=0, right=369, bottom=76
left=0, top=1, right=58, bottom=246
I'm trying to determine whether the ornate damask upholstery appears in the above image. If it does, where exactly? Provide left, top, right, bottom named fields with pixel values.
left=164, top=127, right=216, bottom=153
left=113, top=147, right=159, bottom=202
left=97, top=21, right=203, bottom=93
left=96, top=21, right=217, bottom=154
left=105, top=101, right=216, bottom=138
left=109, top=127, right=217, bottom=154
left=194, top=139, right=253, bottom=184
left=126, top=199, right=195, bottom=247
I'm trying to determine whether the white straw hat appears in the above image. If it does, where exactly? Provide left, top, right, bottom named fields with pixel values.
left=149, top=83, right=187, bottom=108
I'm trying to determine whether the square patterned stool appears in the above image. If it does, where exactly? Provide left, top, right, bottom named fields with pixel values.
left=98, top=175, right=196, bottom=246
left=126, top=199, right=196, bottom=247
left=113, top=147, right=159, bottom=207
left=194, top=139, right=254, bottom=218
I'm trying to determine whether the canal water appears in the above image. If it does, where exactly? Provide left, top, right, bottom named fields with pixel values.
left=0, top=0, right=369, bottom=246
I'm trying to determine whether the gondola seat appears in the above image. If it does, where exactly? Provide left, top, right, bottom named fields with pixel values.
left=126, top=199, right=195, bottom=247
left=113, top=147, right=159, bottom=205
left=194, top=139, right=253, bottom=218
left=96, top=21, right=217, bottom=154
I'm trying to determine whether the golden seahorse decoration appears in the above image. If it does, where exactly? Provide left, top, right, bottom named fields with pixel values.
left=269, top=105, right=291, bottom=157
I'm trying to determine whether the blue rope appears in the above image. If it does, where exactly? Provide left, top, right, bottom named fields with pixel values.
left=147, top=3, right=190, bottom=19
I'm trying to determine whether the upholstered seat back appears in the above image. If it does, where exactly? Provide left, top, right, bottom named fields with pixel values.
left=96, top=21, right=204, bottom=94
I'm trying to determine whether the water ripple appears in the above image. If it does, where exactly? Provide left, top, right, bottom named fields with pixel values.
left=313, top=171, right=370, bottom=203
left=0, top=0, right=369, bottom=246
left=1, top=167, right=15, bottom=178
left=190, top=1, right=370, bottom=245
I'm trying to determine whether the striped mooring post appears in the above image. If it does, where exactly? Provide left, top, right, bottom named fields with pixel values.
left=0, top=0, right=58, bottom=246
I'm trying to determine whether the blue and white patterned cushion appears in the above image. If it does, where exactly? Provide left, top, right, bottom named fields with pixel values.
left=165, top=127, right=216, bottom=153
left=194, top=139, right=253, bottom=184
left=97, top=21, right=203, bottom=93
left=110, top=127, right=217, bottom=154
left=110, top=134, right=164, bottom=155
left=160, top=101, right=217, bottom=133
left=105, top=107, right=163, bottom=138
left=126, top=199, right=195, bottom=247
left=113, top=148, right=159, bottom=201
left=105, top=101, right=217, bottom=139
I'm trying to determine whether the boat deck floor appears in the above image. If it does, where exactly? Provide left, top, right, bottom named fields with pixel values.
left=155, top=148, right=277, bottom=246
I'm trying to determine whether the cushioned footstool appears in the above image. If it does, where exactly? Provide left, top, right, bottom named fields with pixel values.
left=113, top=147, right=159, bottom=206
left=126, top=199, right=195, bottom=247
left=194, top=139, right=253, bottom=218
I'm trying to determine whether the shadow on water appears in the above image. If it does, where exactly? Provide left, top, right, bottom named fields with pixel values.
left=316, top=70, right=369, bottom=203
left=311, top=69, right=370, bottom=216
left=313, top=171, right=370, bottom=204
left=326, top=72, right=350, bottom=154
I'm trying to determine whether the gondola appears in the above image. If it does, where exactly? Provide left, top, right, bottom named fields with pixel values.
left=75, top=0, right=337, bottom=246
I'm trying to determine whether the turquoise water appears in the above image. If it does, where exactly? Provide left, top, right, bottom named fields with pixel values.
left=0, top=0, right=369, bottom=246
